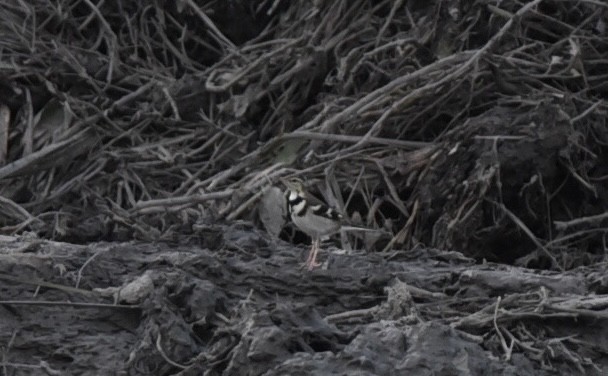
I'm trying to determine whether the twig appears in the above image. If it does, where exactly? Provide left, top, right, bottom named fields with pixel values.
left=499, top=203, right=563, bottom=271
left=382, top=198, right=419, bottom=252
left=0, top=272, right=96, bottom=297
left=288, top=130, right=430, bottom=150
left=0, top=300, right=138, bottom=309
left=132, top=189, right=235, bottom=212
left=0, top=361, right=62, bottom=375
left=75, top=247, right=111, bottom=289
left=493, top=296, right=514, bottom=361
left=554, top=212, right=608, bottom=231
left=184, top=0, right=236, bottom=51
left=0, top=104, right=9, bottom=164
left=155, top=333, right=188, bottom=369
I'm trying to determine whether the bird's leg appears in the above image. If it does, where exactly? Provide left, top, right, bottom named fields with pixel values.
left=307, top=241, right=315, bottom=264
left=301, top=242, right=315, bottom=269
left=307, top=238, right=321, bottom=270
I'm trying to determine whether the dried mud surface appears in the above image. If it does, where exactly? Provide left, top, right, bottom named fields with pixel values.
left=1, top=227, right=607, bottom=375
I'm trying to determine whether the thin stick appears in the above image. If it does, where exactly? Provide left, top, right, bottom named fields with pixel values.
left=132, top=189, right=234, bottom=211
left=0, top=300, right=139, bottom=309
left=499, top=203, right=563, bottom=271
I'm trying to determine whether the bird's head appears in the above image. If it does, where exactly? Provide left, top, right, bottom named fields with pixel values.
left=280, top=177, right=306, bottom=194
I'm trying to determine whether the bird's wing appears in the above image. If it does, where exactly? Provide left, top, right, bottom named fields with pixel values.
left=304, top=192, right=342, bottom=221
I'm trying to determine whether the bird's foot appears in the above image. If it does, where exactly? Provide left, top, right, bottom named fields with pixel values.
left=299, top=259, right=321, bottom=270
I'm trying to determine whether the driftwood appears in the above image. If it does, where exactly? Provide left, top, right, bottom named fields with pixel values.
left=1, top=230, right=606, bottom=375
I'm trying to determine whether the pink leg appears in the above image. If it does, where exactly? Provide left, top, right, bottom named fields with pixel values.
left=301, top=243, right=315, bottom=269
left=307, top=238, right=322, bottom=270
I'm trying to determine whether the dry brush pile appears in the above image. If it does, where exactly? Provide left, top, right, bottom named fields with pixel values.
left=1, top=0, right=608, bottom=374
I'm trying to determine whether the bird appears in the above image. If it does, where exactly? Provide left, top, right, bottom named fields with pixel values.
left=281, top=177, right=343, bottom=270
